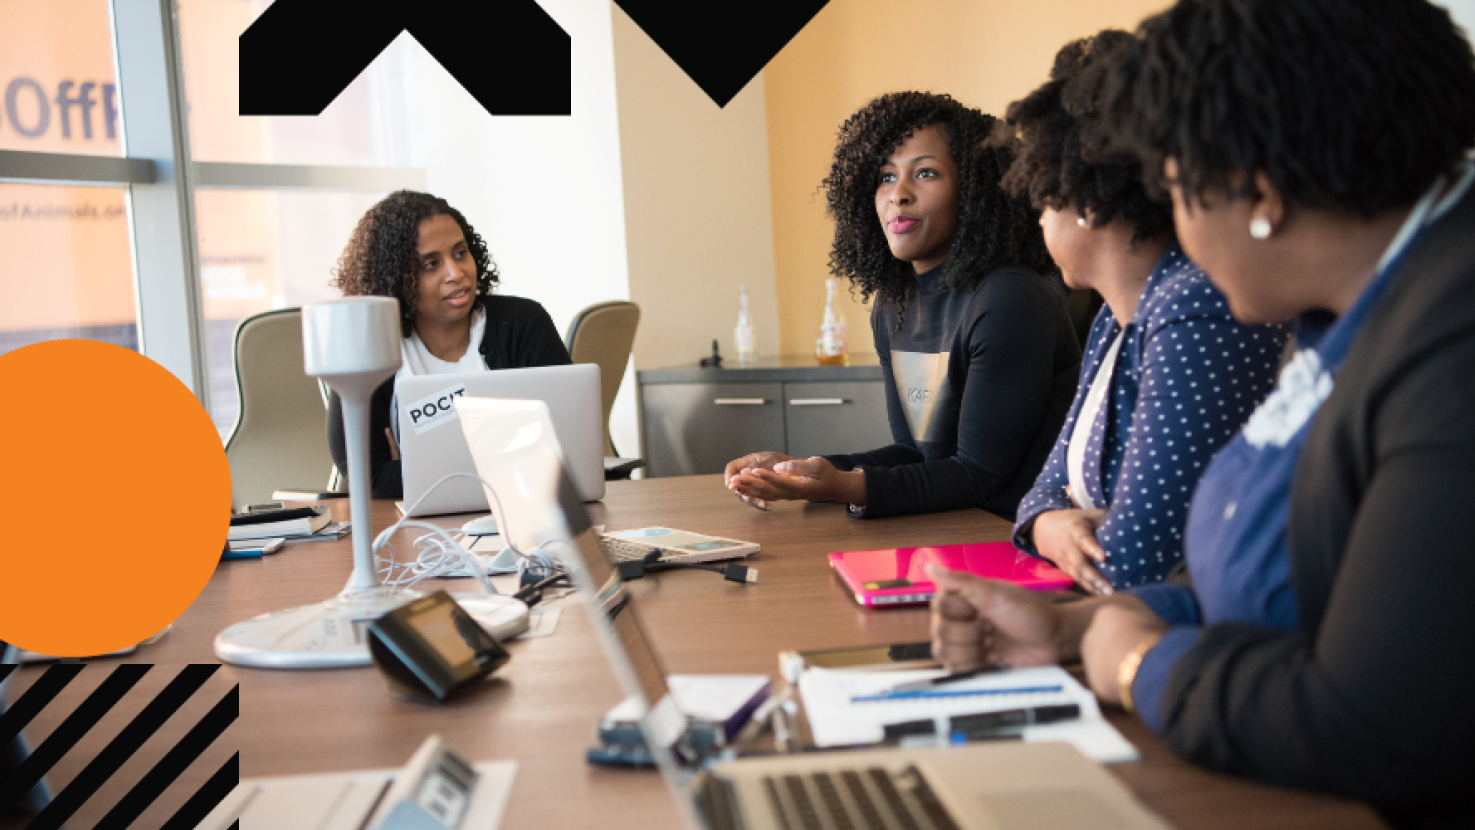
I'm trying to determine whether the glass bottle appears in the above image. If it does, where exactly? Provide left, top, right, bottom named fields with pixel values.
left=734, top=284, right=757, bottom=366
left=815, top=278, right=848, bottom=365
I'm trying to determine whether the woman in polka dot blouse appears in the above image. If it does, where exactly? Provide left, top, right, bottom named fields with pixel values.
left=991, top=31, right=1287, bottom=593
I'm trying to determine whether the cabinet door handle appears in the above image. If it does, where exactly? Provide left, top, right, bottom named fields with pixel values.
left=713, top=398, right=768, bottom=405
left=789, top=398, right=847, bottom=406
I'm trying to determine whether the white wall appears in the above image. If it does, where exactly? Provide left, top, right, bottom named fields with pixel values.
left=1433, top=0, right=1475, bottom=39
left=398, top=0, right=641, bottom=457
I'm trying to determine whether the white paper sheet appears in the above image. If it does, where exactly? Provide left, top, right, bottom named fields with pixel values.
left=799, top=664, right=1139, bottom=763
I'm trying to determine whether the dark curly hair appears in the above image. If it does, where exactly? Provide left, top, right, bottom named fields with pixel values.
left=822, top=91, right=1053, bottom=309
left=330, top=190, right=499, bottom=336
left=994, top=30, right=1173, bottom=245
left=1102, top=0, right=1475, bottom=215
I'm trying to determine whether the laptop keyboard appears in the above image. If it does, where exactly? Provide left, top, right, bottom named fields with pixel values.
left=601, top=536, right=658, bottom=563
left=759, top=766, right=961, bottom=830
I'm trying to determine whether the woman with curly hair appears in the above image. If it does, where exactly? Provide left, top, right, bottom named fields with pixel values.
left=997, top=31, right=1285, bottom=595
left=326, top=191, right=569, bottom=498
left=726, top=92, right=1081, bottom=520
left=931, top=1, right=1475, bottom=824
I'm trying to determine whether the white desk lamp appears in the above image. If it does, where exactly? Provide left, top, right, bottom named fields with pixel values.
left=215, top=297, right=528, bottom=669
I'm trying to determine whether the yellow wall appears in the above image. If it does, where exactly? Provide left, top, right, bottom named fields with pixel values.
left=612, top=7, right=782, bottom=370
left=764, top=0, right=1170, bottom=357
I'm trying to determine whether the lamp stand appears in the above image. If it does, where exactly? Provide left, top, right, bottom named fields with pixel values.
left=215, top=298, right=527, bottom=669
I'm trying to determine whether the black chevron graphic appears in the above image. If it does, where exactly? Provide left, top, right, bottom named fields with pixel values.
left=239, top=0, right=571, bottom=116
left=614, top=0, right=829, bottom=107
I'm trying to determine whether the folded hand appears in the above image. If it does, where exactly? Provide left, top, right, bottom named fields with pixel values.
left=1032, top=508, right=1113, bottom=595
left=927, top=564, right=1067, bottom=672
left=725, top=456, right=864, bottom=508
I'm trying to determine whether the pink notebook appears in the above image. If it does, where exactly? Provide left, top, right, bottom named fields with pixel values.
left=828, top=542, right=1075, bottom=606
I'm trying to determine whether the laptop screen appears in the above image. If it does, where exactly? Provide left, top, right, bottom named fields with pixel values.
left=453, top=398, right=689, bottom=752
left=397, top=364, right=606, bottom=516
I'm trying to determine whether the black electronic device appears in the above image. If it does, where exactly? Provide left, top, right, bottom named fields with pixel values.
left=367, top=592, right=510, bottom=702
left=698, top=339, right=724, bottom=368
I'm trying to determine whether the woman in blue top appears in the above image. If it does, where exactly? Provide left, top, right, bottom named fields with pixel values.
left=995, top=30, right=1285, bottom=595
left=930, top=2, right=1475, bottom=826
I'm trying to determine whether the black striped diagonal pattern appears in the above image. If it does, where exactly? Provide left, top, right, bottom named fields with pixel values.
left=159, top=752, right=239, bottom=830
left=0, top=664, right=82, bottom=751
left=0, top=663, right=239, bottom=828
left=0, top=663, right=144, bottom=817
left=27, top=664, right=220, bottom=829
left=99, top=680, right=238, bottom=827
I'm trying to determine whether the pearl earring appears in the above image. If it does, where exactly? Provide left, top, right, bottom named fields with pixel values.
left=1249, top=217, right=1272, bottom=240
left=1077, top=216, right=1088, bottom=228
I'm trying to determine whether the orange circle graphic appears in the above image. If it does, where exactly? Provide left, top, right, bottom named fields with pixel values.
left=0, top=340, right=231, bottom=656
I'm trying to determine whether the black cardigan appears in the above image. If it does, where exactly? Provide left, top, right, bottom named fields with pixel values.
left=327, top=294, right=571, bottom=498
left=1158, top=187, right=1475, bottom=829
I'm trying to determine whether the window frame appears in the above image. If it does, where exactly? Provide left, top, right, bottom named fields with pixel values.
left=0, top=0, right=424, bottom=422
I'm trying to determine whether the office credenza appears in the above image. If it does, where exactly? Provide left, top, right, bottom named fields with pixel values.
left=637, top=356, right=894, bottom=477
left=0, top=479, right=1388, bottom=830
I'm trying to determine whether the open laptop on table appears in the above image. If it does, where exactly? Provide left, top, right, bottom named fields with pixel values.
left=454, top=399, right=1169, bottom=830
left=395, top=364, right=605, bottom=517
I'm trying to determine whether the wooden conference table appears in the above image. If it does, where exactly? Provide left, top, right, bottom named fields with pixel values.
left=2, top=476, right=1385, bottom=829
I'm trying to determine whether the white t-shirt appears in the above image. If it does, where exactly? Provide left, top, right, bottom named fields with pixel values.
left=389, top=306, right=487, bottom=443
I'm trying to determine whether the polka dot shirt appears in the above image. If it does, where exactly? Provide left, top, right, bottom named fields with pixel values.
left=1013, top=245, right=1288, bottom=589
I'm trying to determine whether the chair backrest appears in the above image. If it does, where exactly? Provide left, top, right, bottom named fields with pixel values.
left=224, top=308, right=339, bottom=509
left=565, top=301, right=640, bottom=457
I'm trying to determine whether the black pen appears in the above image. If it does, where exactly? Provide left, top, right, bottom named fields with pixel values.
left=883, top=667, right=999, bottom=695
left=949, top=704, right=1080, bottom=741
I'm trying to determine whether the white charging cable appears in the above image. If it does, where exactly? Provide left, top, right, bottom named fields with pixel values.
left=369, top=472, right=558, bottom=593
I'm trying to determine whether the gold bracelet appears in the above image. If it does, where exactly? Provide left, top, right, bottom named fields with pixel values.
left=1117, top=633, right=1164, bottom=714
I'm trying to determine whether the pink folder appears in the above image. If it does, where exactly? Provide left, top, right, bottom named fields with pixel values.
left=828, top=542, right=1075, bottom=607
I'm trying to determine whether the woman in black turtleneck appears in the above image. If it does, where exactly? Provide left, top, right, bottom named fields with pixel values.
left=725, top=92, right=1080, bottom=520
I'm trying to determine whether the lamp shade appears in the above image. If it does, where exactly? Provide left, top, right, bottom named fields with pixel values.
left=301, top=297, right=401, bottom=399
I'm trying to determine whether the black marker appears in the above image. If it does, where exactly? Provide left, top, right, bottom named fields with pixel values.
left=949, top=704, right=1080, bottom=741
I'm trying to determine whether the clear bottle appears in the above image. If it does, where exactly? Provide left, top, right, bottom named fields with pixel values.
left=815, top=278, right=848, bottom=365
left=734, top=284, right=757, bottom=366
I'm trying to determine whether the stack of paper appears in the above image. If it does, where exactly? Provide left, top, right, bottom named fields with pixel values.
left=228, top=507, right=331, bottom=541
left=799, top=664, right=1138, bottom=763
left=604, top=675, right=771, bottom=739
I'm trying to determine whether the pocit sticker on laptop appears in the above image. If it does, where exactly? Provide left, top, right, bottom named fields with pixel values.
left=406, top=383, right=468, bottom=435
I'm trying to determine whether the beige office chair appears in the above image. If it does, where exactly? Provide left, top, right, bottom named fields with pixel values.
left=224, top=308, right=345, bottom=509
left=565, top=300, right=643, bottom=477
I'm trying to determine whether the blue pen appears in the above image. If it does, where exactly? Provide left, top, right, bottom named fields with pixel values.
left=850, top=684, right=1063, bottom=704
left=221, top=547, right=263, bottom=561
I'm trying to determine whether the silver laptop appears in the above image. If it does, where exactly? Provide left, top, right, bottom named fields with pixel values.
left=454, top=399, right=1171, bottom=830
left=395, top=364, right=605, bottom=516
